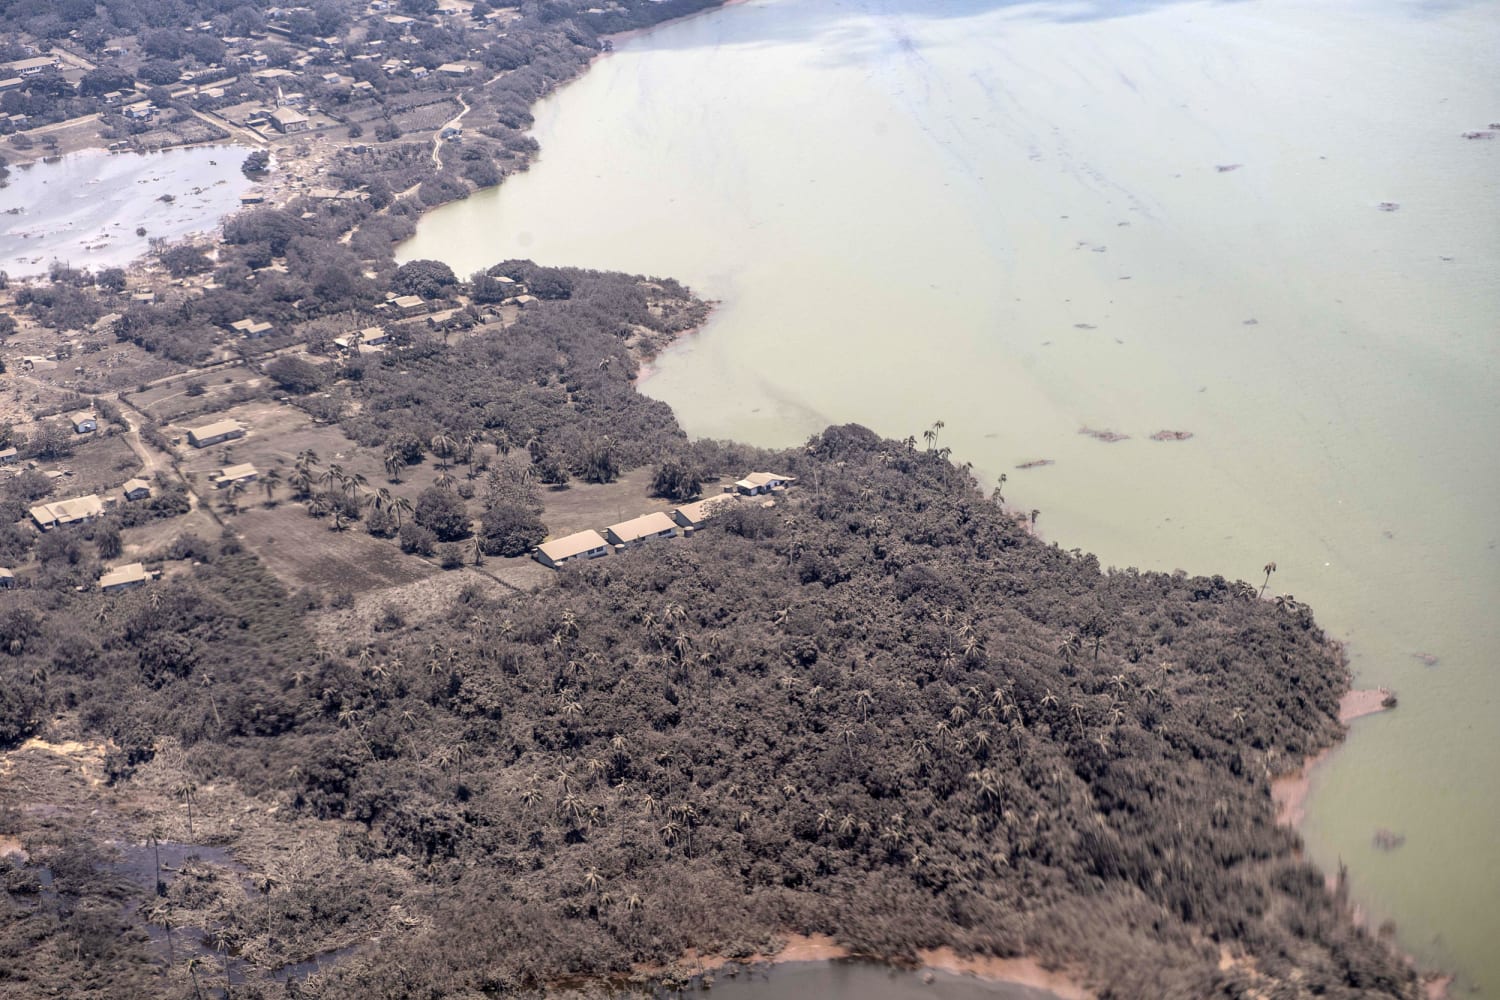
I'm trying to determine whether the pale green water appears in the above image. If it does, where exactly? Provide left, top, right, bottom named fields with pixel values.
left=400, top=0, right=1500, bottom=990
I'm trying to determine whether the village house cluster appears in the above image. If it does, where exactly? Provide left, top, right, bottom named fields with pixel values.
left=534, top=473, right=795, bottom=570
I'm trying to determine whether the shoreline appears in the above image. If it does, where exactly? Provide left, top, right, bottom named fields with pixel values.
left=600, top=0, right=753, bottom=50
left=638, top=933, right=1092, bottom=999
left=1270, top=686, right=1395, bottom=829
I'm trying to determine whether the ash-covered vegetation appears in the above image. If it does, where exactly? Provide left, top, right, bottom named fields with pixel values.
left=0, top=427, right=1418, bottom=998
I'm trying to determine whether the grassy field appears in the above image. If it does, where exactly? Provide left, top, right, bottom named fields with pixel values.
left=48, top=431, right=140, bottom=498
left=129, top=367, right=266, bottom=424
left=232, top=504, right=434, bottom=596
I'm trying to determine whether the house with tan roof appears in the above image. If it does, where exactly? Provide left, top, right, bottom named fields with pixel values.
left=671, top=494, right=739, bottom=529
left=535, top=530, right=610, bottom=570
left=604, top=512, right=679, bottom=548
left=212, top=463, right=259, bottom=488
left=732, top=472, right=797, bottom=496
left=186, top=419, right=245, bottom=448
left=122, top=479, right=153, bottom=501
left=30, top=494, right=105, bottom=531
left=99, top=562, right=152, bottom=592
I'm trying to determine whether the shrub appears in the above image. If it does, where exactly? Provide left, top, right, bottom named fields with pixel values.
left=414, top=487, right=469, bottom=541
left=399, top=522, right=437, bottom=556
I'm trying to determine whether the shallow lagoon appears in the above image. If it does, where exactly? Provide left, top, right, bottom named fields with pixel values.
left=0, top=146, right=253, bottom=278
left=401, top=0, right=1500, bottom=990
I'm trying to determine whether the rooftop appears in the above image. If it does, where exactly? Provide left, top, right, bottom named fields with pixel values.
left=606, top=511, right=678, bottom=543
left=537, top=529, right=609, bottom=562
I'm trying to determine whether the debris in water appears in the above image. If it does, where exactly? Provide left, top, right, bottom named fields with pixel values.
left=1215, top=163, right=1243, bottom=173
left=1150, top=430, right=1194, bottom=442
left=1073, top=323, right=1096, bottom=330
left=1243, top=318, right=1259, bottom=326
left=1372, top=829, right=1406, bottom=851
left=1412, top=652, right=1439, bottom=668
left=1079, top=427, right=1129, bottom=443
left=1015, top=459, right=1055, bottom=470
left=1377, top=202, right=1400, bottom=212
left=1460, top=130, right=1495, bottom=140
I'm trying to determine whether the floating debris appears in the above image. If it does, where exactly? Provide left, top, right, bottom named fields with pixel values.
left=1079, top=427, right=1129, bottom=443
left=1242, top=318, right=1259, bottom=326
left=1372, top=829, right=1406, bottom=851
left=1460, top=130, right=1495, bottom=140
left=1016, top=459, right=1055, bottom=470
left=1412, top=651, right=1439, bottom=667
left=1150, top=430, right=1194, bottom=442
left=1377, top=202, right=1400, bottom=212
left=1073, top=323, right=1097, bottom=330
left=1215, top=163, right=1243, bottom=173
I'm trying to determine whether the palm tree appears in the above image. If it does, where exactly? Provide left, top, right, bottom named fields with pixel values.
left=1260, top=561, right=1277, bottom=598
left=288, top=468, right=313, bottom=499
left=1056, top=633, right=1082, bottom=663
left=176, top=780, right=197, bottom=838
left=390, top=494, right=413, bottom=528
left=143, top=898, right=175, bottom=968
left=856, top=688, right=874, bottom=724
left=383, top=448, right=405, bottom=482
left=261, top=468, right=281, bottom=505
left=343, top=471, right=369, bottom=499
left=995, top=472, right=1007, bottom=503
left=147, top=825, right=166, bottom=896
left=433, top=468, right=457, bottom=491
left=431, top=432, right=457, bottom=470
left=294, top=448, right=319, bottom=475
left=186, top=956, right=206, bottom=1000
left=223, top=478, right=246, bottom=515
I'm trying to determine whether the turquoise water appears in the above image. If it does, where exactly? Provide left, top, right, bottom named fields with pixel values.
left=400, top=0, right=1500, bottom=990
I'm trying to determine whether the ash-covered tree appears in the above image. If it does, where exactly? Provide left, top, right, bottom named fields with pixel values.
left=242, top=150, right=271, bottom=176
left=393, top=259, right=458, bottom=299
left=478, top=502, right=545, bottom=557
left=265, top=356, right=327, bottom=395
left=414, top=486, right=470, bottom=541
left=650, top=455, right=701, bottom=501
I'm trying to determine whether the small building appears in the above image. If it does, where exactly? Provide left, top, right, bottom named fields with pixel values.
left=122, top=478, right=153, bottom=501
left=391, top=294, right=427, bottom=316
left=131, top=290, right=156, bottom=305
left=436, top=62, right=470, bottom=77
left=30, top=494, right=105, bottom=531
left=511, top=294, right=537, bottom=308
left=8, top=56, right=59, bottom=77
left=71, top=412, right=98, bottom=434
left=186, top=419, right=245, bottom=449
left=0, top=568, right=14, bottom=588
left=101, top=90, right=124, bottom=105
left=92, top=312, right=122, bottom=333
left=671, top=494, right=739, bottom=529
left=732, top=472, right=797, bottom=496
left=534, top=530, right=610, bottom=570
left=123, top=100, right=155, bottom=120
left=99, top=562, right=151, bottom=593
left=229, top=317, right=274, bottom=338
left=0, top=447, right=17, bottom=465
left=604, top=511, right=679, bottom=548
left=269, top=106, right=309, bottom=133
left=212, top=463, right=259, bottom=488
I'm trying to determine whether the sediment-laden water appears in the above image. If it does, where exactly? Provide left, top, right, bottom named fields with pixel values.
left=0, top=146, right=253, bottom=278
left=400, top=0, right=1500, bottom=990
